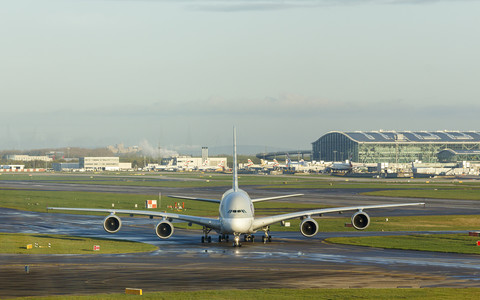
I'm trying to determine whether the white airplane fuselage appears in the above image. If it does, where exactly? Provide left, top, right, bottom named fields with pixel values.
left=219, top=188, right=255, bottom=234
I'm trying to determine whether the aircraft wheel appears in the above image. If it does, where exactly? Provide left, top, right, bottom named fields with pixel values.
left=201, top=236, right=205, bottom=243
left=207, top=236, right=212, bottom=243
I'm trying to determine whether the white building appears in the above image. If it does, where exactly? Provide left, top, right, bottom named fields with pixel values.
left=80, top=157, right=120, bottom=171
left=4, top=155, right=52, bottom=162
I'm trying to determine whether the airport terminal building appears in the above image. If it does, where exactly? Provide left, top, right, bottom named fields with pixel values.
left=312, top=131, right=480, bottom=163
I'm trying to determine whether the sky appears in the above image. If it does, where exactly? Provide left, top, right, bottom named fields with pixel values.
left=1, top=0, right=480, bottom=154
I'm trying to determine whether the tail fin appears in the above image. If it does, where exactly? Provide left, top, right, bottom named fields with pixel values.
left=273, top=159, right=279, bottom=167
left=233, top=127, right=238, bottom=191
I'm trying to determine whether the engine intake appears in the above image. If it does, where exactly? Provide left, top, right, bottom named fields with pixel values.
left=300, top=218, right=318, bottom=237
left=156, top=220, right=174, bottom=239
left=351, top=211, right=370, bottom=230
left=103, top=215, right=122, bottom=233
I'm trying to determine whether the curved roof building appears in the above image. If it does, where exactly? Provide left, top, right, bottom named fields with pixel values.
left=312, top=131, right=480, bottom=163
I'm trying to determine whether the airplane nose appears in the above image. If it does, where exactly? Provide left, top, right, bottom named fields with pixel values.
left=225, top=218, right=252, bottom=233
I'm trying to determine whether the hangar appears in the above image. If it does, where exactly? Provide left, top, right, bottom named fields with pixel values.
left=312, top=131, right=480, bottom=163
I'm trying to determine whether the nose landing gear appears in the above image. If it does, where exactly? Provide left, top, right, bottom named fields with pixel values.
left=233, top=234, right=242, bottom=247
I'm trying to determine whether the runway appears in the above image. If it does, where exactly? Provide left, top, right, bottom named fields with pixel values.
left=1, top=207, right=480, bottom=298
left=1, top=178, right=480, bottom=297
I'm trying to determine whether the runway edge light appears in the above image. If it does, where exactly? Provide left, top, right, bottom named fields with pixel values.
left=125, top=288, right=142, bottom=295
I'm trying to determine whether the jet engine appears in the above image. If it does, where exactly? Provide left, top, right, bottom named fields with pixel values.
left=156, top=220, right=174, bottom=239
left=351, top=211, right=370, bottom=230
left=103, top=214, right=122, bottom=233
left=300, top=218, right=319, bottom=237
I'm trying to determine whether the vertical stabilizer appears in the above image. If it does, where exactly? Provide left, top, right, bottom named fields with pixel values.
left=233, top=127, right=238, bottom=191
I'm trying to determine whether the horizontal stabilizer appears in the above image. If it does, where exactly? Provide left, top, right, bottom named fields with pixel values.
left=167, top=195, right=221, bottom=203
left=251, top=193, right=304, bottom=203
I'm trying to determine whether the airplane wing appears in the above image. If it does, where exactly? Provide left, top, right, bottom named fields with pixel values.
left=251, top=193, right=304, bottom=203
left=47, top=207, right=222, bottom=230
left=251, top=202, right=425, bottom=230
left=167, top=195, right=220, bottom=203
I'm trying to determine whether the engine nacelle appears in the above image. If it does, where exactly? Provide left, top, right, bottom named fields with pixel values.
left=351, top=211, right=370, bottom=230
left=156, top=220, right=174, bottom=239
left=300, top=218, right=319, bottom=237
left=103, top=214, right=122, bottom=233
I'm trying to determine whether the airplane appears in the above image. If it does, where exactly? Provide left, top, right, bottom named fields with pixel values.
left=196, top=160, right=222, bottom=172
left=285, top=154, right=307, bottom=169
left=48, top=128, right=425, bottom=247
left=273, top=159, right=286, bottom=168
left=245, top=159, right=267, bottom=170
left=328, top=160, right=353, bottom=172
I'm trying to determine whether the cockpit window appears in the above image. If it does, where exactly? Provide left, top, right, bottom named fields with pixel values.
left=228, top=209, right=247, bottom=214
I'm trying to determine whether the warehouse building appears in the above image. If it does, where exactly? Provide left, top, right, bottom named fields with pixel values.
left=80, top=157, right=120, bottom=171
left=312, top=131, right=480, bottom=163
left=52, top=162, right=80, bottom=172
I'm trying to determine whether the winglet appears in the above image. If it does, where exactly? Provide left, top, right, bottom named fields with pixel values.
left=233, top=126, right=238, bottom=192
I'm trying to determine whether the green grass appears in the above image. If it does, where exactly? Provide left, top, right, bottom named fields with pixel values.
left=0, top=233, right=157, bottom=254
left=0, top=189, right=168, bottom=214
left=12, top=288, right=480, bottom=299
left=326, top=233, right=480, bottom=255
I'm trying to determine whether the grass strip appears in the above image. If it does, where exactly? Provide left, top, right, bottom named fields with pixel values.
left=12, top=288, right=480, bottom=299
left=326, top=233, right=480, bottom=255
left=0, top=233, right=157, bottom=254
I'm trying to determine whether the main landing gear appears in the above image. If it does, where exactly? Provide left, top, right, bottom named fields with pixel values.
left=218, top=234, right=229, bottom=243
left=262, top=226, right=272, bottom=244
left=244, top=234, right=255, bottom=242
left=201, top=227, right=212, bottom=243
